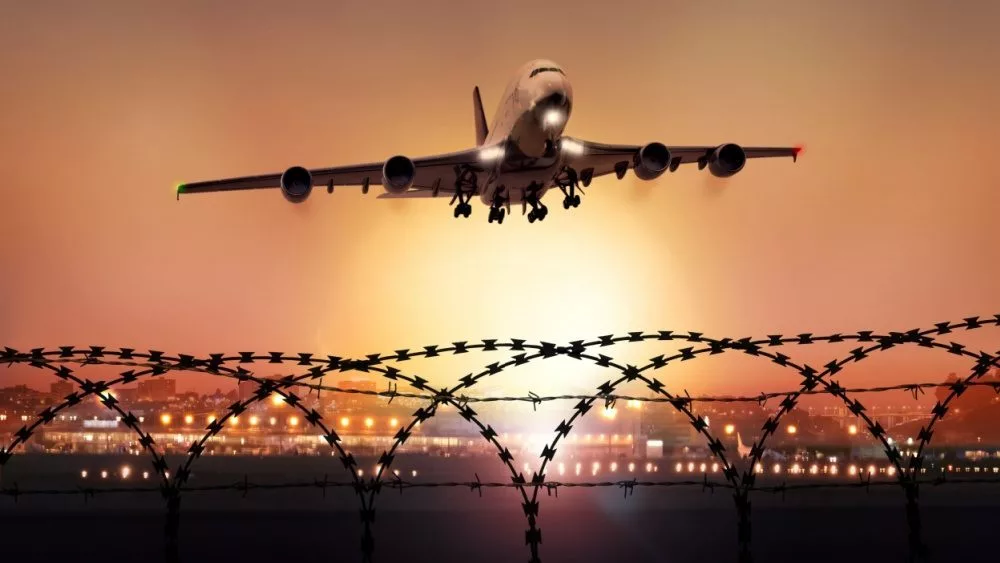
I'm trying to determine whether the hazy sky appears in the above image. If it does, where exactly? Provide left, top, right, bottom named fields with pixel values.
left=2, top=0, right=998, bottom=395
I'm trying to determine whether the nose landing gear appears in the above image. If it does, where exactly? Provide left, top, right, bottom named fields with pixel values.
left=488, top=187, right=509, bottom=224
left=522, top=183, right=549, bottom=223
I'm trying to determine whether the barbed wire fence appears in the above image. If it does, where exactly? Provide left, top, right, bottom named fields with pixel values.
left=0, top=313, right=998, bottom=562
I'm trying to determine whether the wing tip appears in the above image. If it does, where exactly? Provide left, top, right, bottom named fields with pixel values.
left=792, top=144, right=805, bottom=162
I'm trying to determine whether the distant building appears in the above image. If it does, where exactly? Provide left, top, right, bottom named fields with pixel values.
left=137, top=379, right=176, bottom=402
left=50, top=380, right=74, bottom=399
left=116, top=387, right=139, bottom=404
left=336, top=380, right=379, bottom=413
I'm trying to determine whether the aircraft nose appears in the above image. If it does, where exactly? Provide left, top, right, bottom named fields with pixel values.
left=540, top=90, right=569, bottom=108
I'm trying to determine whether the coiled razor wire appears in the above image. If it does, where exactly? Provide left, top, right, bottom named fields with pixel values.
left=1, top=313, right=999, bottom=562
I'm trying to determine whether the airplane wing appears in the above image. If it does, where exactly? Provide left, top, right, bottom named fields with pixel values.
left=558, top=138, right=801, bottom=186
left=177, top=146, right=496, bottom=199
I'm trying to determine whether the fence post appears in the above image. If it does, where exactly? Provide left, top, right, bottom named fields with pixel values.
left=164, top=484, right=181, bottom=563
left=734, top=489, right=753, bottom=563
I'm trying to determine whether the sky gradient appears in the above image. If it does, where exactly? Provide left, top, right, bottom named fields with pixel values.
left=2, top=0, right=998, bottom=395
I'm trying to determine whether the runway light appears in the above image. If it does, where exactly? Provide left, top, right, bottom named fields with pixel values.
left=700, top=463, right=707, bottom=473
left=849, top=465, right=858, bottom=476
left=755, top=463, right=763, bottom=474
left=271, top=394, right=285, bottom=406
left=787, top=424, right=797, bottom=435
left=610, top=462, right=618, bottom=472
left=143, top=471, right=149, bottom=479
left=575, top=463, right=582, bottom=476
left=711, top=463, right=719, bottom=473
left=389, top=418, right=399, bottom=428
left=121, top=466, right=131, bottom=479
left=559, top=463, right=565, bottom=476
left=868, top=464, right=877, bottom=475
left=675, top=462, right=683, bottom=473
left=848, top=424, right=858, bottom=435
left=773, top=464, right=781, bottom=474
left=249, top=416, right=259, bottom=426
left=101, top=470, right=108, bottom=479
left=411, top=470, right=417, bottom=478
left=364, top=417, right=374, bottom=429
left=626, top=400, right=641, bottom=410
left=687, top=462, right=695, bottom=473
left=183, top=414, right=194, bottom=425
left=628, top=462, right=636, bottom=472
left=269, top=417, right=277, bottom=426
left=830, top=465, right=838, bottom=475
left=646, top=462, right=654, bottom=473
left=724, top=424, right=735, bottom=435
left=207, top=415, right=216, bottom=424
left=160, top=414, right=171, bottom=426
left=81, top=470, right=88, bottom=479
left=340, top=417, right=350, bottom=428
left=601, top=407, right=617, bottom=420
left=288, top=416, right=299, bottom=427
left=230, top=416, right=239, bottom=426
left=809, top=464, right=818, bottom=475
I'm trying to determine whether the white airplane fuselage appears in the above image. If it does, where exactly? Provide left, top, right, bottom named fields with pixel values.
left=476, top=59, right=574, bottom=206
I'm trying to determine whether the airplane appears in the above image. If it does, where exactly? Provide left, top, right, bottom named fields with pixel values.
left=177, top=59, right=802, bottom=224
left=737, top=432, right=787, bottom=462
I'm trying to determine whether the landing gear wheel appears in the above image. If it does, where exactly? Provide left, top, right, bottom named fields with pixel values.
left=563, top=197, right=571, bottom=210
left=572, top=194, right=581, bottom=207
left=497, top=208, right=505, bottom=224
left=454, top=206, right=463, bottom=218
left=488, top=208, right=497, bottom=223
left=537, top=206, right=548, bottom=220
left=527, top=210, right=537, bottom=223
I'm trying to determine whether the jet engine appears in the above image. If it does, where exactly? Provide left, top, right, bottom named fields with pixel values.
left=632, top=142, right=672, bottom=181
left=280, top=166, right=313, bottom=203
left=707, top=143, right=746, bottom=178
left=382, top=155, right=416, bottom=194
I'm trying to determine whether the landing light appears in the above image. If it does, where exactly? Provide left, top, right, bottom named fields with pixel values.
left=543, top=109, right=565, bottom=128
left=479, top=145, right=505, bottom=162
left=560, top=138, right=584, bottom=156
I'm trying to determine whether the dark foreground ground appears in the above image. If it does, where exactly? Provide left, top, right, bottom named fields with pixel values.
left=1, top=454, right=998, bottom=563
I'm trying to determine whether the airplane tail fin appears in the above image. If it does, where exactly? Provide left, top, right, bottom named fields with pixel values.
left=473, top=86, right=488, bottom=146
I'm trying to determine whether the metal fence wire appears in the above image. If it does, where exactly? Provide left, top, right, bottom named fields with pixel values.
left=1, top=313, right=999, bottom=562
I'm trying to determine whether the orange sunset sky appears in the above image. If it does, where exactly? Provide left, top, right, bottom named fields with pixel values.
left=1, top=0, right=998, bottom=396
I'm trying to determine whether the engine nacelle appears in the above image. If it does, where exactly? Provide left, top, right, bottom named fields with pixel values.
left=633, top=142, right=672, bottom=181
left=280, top=166, right=313, bottom=203
left=707, top=143, right=746, bottom=178
left=382, top=155, right=416, bottom=194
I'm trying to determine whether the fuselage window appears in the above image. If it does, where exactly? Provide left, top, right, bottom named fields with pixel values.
left=529, top=67, right=565, bottom=78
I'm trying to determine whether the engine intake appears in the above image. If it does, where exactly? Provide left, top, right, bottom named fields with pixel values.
left=382, top=155, right=416, bottom=194
left=280, top=166, right=313, bottom=203
left=633, top=142, right=671, bottom=181
left=708, top=143, right=746, bottom=178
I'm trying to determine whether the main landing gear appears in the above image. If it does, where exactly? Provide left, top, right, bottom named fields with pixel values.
left=488, top=188, right=508, bottom=224
left=450, top=167, right=477, bottom=219
left=556, top=167, right=583, bottom=210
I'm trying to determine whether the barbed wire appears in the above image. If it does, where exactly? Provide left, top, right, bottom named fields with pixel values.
left=2, top=312, right=999, bottom=563
left=9, top=357, right=1000, bottom=405
left=3, top=473, right=999, bottom=501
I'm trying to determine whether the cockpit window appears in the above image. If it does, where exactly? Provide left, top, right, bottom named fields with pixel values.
left=529, top=67, right=565, bottom=78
